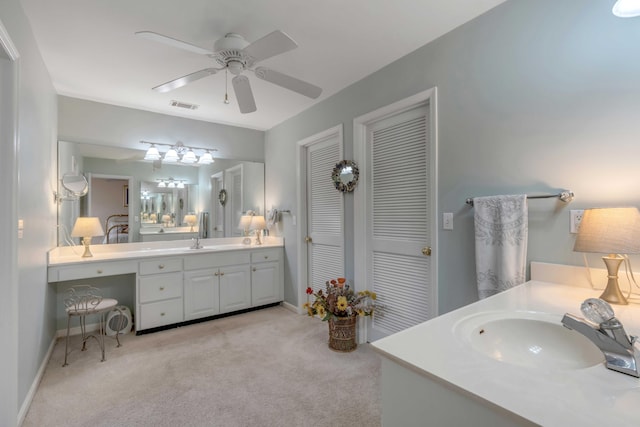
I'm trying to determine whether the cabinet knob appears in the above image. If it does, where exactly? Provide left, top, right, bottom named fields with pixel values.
left=264, top=256, right=269, bottom=259
left=252, top=267, right=257, bottom=272
left=158, top=264, right=165, bottom=269
left=96, top=269, right=103, bottom=274
left=220, top=272, right=225, bottom=276
left=159, top=286, right=165, bottom=291
left=160, top=312, right=165, bottom=316
left=214, top=272, right=219, bottom=276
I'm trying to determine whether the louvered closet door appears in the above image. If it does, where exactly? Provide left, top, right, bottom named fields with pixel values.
left=307, top=137, right=344, bottom=292
left=368, top=105, right=432, bottom=341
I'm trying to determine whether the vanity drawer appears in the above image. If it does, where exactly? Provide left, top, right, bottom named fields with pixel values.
left=184, top=251, right=250, bottom=270
left=139, top=258, right=182, bottom=275
left=251, top=249, right=281, bottom=263
left=53, top=261, right=137, bottom=282
left=138, top=298, right=183, bottom=330
left=139, top=272, right=183, bottom=303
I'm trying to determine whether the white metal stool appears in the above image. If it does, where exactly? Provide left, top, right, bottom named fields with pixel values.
left=62, top=285, right=122, bottom=367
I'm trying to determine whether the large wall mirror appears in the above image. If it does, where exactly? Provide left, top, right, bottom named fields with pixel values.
left=57, top=141, right=265, bottom=246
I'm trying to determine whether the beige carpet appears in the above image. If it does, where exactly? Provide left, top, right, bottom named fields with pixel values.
left=23, top=306, right=382, bottom=427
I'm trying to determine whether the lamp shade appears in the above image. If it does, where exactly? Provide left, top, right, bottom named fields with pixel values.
left=250, top=215, right=267, bottom=230
left=613, top=0, right=640, bottom=17
left=184, top=214, right=197, bottom=226
left=71, top=217, right=104, bottom=238
left=574, top=207, right=640, bottom=254
left=238, top=215, right=253, bottom=230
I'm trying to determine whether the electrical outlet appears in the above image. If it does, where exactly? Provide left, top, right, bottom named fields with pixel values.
left=570, top=210, right=584, bottom=234
left=443, top=212, right=453, bottom=230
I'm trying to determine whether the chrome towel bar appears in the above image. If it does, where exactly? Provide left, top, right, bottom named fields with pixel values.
left=466, top=190, right=574, bottom=207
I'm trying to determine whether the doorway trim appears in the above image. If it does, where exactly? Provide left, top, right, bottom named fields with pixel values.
left=296, top=124, right=344, bottom=314
left=353, top=88, right=439, bottom=341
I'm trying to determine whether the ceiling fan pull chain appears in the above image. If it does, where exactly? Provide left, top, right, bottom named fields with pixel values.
left=224, top=69, right=230, bottom=105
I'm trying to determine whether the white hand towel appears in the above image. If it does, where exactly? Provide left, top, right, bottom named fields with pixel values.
left=473, top=194, right=528, bottom=299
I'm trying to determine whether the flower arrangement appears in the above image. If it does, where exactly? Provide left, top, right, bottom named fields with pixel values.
left=303, top=278, right=377, bottom=320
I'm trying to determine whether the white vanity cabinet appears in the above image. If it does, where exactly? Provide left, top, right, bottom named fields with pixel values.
left=218, top=265, right=251, bottom=313
left=183, top=251, right=252, bottom=320
left=137, top=258, right=184, bottom=331
left=250, top=249, right=282, bottom=306
left=48, top=237, right=285, bottom=334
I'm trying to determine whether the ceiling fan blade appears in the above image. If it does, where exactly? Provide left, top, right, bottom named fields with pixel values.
left=152, top=68, right=219, bottom=93
left=254, top=66, right=322, bottom=99
left=243, top=30, right=298, bottom=63
left=135, top=31, right=214, bottom=55
left=232, top=75, right=257, bottom=114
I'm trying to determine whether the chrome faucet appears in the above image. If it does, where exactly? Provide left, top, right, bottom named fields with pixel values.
left=190, top=236, right=203, bottom=250
left=562, top=298, right=639, bottom=377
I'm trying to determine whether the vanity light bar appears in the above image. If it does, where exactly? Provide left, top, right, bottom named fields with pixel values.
left=141, top=140, right=217, bottom=165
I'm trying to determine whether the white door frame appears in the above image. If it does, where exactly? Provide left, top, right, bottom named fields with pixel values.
left=353, top=88, right=439, bottom=341
left=0, top=18, right=19, bottom=427
left=296, top=124, right=344, bottom=314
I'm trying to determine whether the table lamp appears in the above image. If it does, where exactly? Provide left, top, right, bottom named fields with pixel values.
left=573, top=207, right=640, bottom=305
left=238, top=214, right=253, bottom=244
left=250, top=215, right=267, bottom=245
left=184, top=214, right=197, bottom=232
left=71, top=217, right=105, bottom=257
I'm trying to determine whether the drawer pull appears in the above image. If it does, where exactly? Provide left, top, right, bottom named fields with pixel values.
left=214, top=272, right=219, bottom=276
left=264, top=256, right=268, bottom=259
left=96, top=269, right=103, bottom=274
left=253, top=267, right=257, bottom=272
left=159, top=286, right=165, bottom=291
left=160, top=312, right=165, bottom=316
left=158, top=264, right=165, bottom=270
left=220, top=272, right=225, bottom=276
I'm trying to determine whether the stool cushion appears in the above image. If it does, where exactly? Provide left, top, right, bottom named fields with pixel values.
left=66, top=298, right=119, bottom=315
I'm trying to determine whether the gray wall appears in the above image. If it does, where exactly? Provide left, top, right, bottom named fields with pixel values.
left=265, top=0, right=640, bottom=314
left=58, top=96, right=265, bottom=162
left=0, top=0, right=59, bottom=424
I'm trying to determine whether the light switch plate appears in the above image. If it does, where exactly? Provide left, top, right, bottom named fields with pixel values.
left=443, top=212, right=453, bottom=230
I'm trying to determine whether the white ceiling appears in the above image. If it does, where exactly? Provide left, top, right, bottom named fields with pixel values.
left=21, top=0, right=507, bottom=131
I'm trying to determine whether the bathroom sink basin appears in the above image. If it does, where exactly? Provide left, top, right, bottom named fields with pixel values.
left=453, top=311, right=604, bottom=370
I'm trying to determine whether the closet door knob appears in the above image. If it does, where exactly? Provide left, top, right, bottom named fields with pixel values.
left=305, top=236, right=312, bottom=243
left=422, top=247, right=432, bottom=256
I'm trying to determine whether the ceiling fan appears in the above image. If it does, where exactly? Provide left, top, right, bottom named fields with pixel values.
left=136, top=30, right=322, bottom=114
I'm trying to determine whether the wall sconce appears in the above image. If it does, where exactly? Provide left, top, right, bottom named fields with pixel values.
left=612, top=0, right=640, bottom=17
left=70, top=217, right=105, bottom=257
left=141, top=140, right=216, bottom=165
left=573, top=207, right=640, bottom=304
left=250, top=215, right=267, bottom=245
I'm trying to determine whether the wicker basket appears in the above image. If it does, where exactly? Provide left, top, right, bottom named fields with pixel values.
left=328, top=315, right=357, bottom=352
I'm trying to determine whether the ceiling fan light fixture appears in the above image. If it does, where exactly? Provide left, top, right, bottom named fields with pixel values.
left=613, top=0, right=640, bottom=17
left=164, top=148, right=179, bottom=163
left=144, top=144, right=161, bottom=161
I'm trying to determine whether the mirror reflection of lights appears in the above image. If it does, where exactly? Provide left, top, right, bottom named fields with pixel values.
left=529, top=345, right=543, bottom=355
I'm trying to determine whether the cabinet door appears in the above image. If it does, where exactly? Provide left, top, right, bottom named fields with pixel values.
left=184, top=269, right=220, bottom=321
left=219, top=265, right=251, bottom=314
left=251, top=261, right=282, bottom=306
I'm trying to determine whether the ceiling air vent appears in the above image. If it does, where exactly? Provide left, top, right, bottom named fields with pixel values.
left=170, top=100, right=199, bottom=110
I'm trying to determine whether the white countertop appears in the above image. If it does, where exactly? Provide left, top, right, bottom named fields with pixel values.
left=48, top=236, right=283, bottom=266
left=372, top=272, right=640, bottom=426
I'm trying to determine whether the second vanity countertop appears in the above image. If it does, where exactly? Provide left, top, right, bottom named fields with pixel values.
left=371, top=267, right=640, bottom=426
left=48, top=236, right=283, bottom=266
